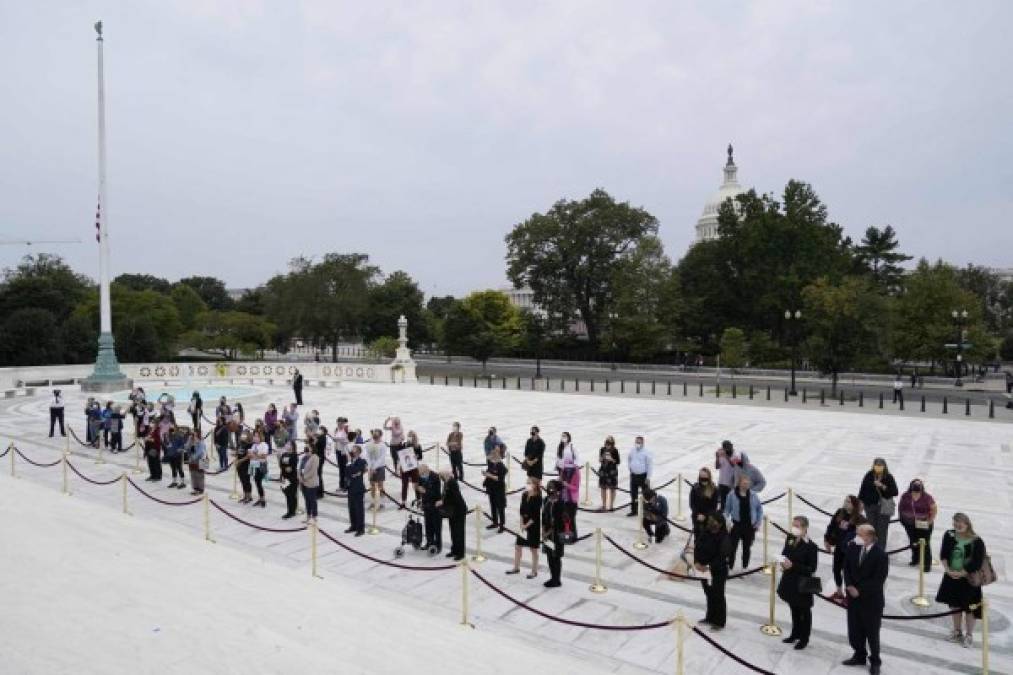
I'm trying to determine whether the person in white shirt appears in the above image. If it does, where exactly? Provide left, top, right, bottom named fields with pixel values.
left=892, top=376, right=904, bottom=405
left=250, top=433, right=270, bottom=508
left=627, top=436, right=653, bottom=517
left=48, top=389, right=66, bottom=437
left=364, top=429, right=390, bottom=511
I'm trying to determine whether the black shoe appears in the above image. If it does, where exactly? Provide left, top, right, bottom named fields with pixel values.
left=626, top=512, right=636, bottom=517
left=498, top=527, right=505, bottom=534
left=505, top=569, right=520, bottom=575
left=354, top=531, right=364, bottom=537
left=445, top=552, right=455, bottom=558
left=344, top=527, right=355, bottom=533
left=793, top=641, right=808, bottom=650
left=453, top=555, right=465, bottom=561
left=841, top=656, right=866, bottom=667
left=176, top=483, right=186, bottom=490
left=485, top=524, right=498, bottom=530
left=869, top=665, right=880, bottom=675
left=282, top=513, right=294, bottom=519
left=782, top=636, right=798, bottom=644
left=543, top=579, right=561, bottom=588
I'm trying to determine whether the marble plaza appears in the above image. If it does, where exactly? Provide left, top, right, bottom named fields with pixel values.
left=1, top=382, right=1010, bottom=674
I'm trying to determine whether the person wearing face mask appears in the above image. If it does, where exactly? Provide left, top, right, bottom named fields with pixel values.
left=523, top=426, right=546, bottom=481
left=690, top=467, right=720, bottom=536
left=715, top=440, right=750, bottom=509
left=858, top=458, right=898, bottom=545
left=723, top=474, right=763, bottom=570
left=627, top=436, right=653, bottom=517
left=345, top=446, right=368, bottom=536
left=898, top=479, right=937, bottom=571
left=641, top=488, right=670, bottom=543
left=483, top=446, right=508, bottom=532
left=842, top=524, right=889, bottom=674
left=417, top=463, right=442, bottom=551
left=556, top=432, right=580, bottom=541
left=540, top=479, right=566, bottom=588
left=824, top=495, right=866, bottom=600
left=436, top=467, right=468, bottom=561
left=446, top=422, right=464, bottom=481
left=506, top=478, right=542, bottom=579
left=364, top=429, right=390, bottom=512
left=694, top=513, right=730, bottom=630
left=484, top=426, right=503, bottom=460
left=597, top=435, right=620, bottom=511
left=778, top=516, right=819, bottom=650
left=936, top=513, right=987, bottom=648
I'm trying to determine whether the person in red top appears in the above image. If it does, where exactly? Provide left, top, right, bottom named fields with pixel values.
left=898, top=478, right=938, bottom=571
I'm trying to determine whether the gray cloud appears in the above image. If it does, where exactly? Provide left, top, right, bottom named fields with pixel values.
left=2, top=1, right=1010, bottom=296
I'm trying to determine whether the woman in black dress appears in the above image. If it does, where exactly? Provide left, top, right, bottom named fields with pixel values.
left=936, top=512, right=987, bottom=648
left=824, top=495, right=865, bottom=599
left=695, top=513, right=729, bottom=629
left=597, top=435, right=620, bottom=511
left=778, top=515, right=819, bottom=650
left=858, top=457, right=898, bottom=545
left=541, top=479, right=566, bottom=588
left=690, top=467, right=720, bottom=535
left=483, top=446, right=508, bottom=532
left=506, top=479, right=542, bottom=579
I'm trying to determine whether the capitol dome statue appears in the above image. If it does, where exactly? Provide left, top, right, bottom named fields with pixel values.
left=694, top=144, right=746, bottom=242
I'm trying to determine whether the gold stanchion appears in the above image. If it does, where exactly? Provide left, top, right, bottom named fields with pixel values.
left=460, top=559, right=473, bottom=627
left=472, top=506, right=487, bottom=563
left=204, top=492, right=215, bottom=542
left=435, top=443, right=440, bottom=470
left=760, top=562, right=782, bottom=636
left=762, top=516, right=772, bottom=575
left=673, top=473, right=686, bottom=521
left=581, top=462, right=591, bottom=506
left=633, top=495, right=649, bottom=550
left=787, top=487, right=794, bottom=530
left=506, top=454, right=511, bottom=492
left=121, top=473, right=131, bottom=516
left=367, top=495, right=380, bottom=535
left=674, top=611, right=686, bottom=675
left=133, top=438, right=142, bottom=474
left=589, top=527, right=607, bottom=593
left=228, top=459, right=240, bottom=501
left=310, top=521, right=322, bottom=578
left=982, top=598, right=990, bottom=675
left=62, top=451, right=70, bottom=495
left=910, top=538, right=930, bottom=607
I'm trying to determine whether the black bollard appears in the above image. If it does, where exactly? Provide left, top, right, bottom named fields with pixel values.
left=501, top=377, right=506, bottom=390
left=839, top=390, right=845, bottom=406
left=965, top=399, right=971, bottom=416
left=803, top=389, right=808, bottom=404
left=749, top=385, right=754, bottom=400
left=699, top=382, right=703, bottom=397
left=560, top=377, right=564, bottom=392
left=899, top=395, right=904, bottom=411
left=943, top=396, right=948, bottom=414
left=651, top=380, right=656, bottom=395
left=820, top=389, right=825, bottom=406
left=636, top=380, right=640, bottom=394
left=667, top=381, right=672, bottom=396
left=430, top=374, right=434, bottom=385
left=683, top=381, right=688, bottom=396
left=576, top=379, right=580, bottom=392
left=487, top=377, right=491, bottom=389
left=606, top=379, right=610, bottom=393
left=716, top=383, right=721, bottom=398
left=921, top=396, right=925, bottom=412
left=621, top=380, right=625, bottom=394
left=990, top=400, right=995, bottom=418
left=545, top=376, right=550, bottom=390
left=473, top=376, right=478, bottom=388
left=445, top=375, right=449, bottom=386
left=517, top=377, right=521, bottom=390
left=732, top=384, right=737, bottom=399
left=878, top=392, right=883, bottom=409
left=784, top=387, right=789, bottom=402
left=591, top=379, right=595, bottom=393
left=859, top=391, right=864, bottom=407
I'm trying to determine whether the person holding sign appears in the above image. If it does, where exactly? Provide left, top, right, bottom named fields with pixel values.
left=397, top=430, right=422, bottom=504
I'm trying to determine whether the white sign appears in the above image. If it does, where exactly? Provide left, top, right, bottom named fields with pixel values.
left=398, top=448, right=419, bottom=472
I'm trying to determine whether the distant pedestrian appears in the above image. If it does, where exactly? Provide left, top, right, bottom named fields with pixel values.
left=858, top=458, right=898, bottom=545
left=185, top=430, right=207, bottom=495
left=437, top=467, right=467, bottom=561
left=213, top=415, right=230, bottom=471
left=484, top=426, right=503, bottom=460
left=936, top=513, right=988, bottom=648
left=364, top=429, right=390, bottom=511
left=164, top=426, right=187, bottom=490
left=641, top=488, right=670, bottom=543
left=108, top=406, right=124, bottom=452
left=523, top=426, right=545, bottom=481
left=298, top=441, right=320, bottom=523
left=824, top=495, right=865, bottom=600
left=483, top=446, right=507, bottom=532
left=715, top=440, right=749, bottom=509
left=278, top=441, right=300, bottom=519
left=540, top=479, right=565, bottom=588
left=384, top=415, right=406, bottom=467
left=690, top=467, right=720, bottom=535
left=892, top=375, right=904, bottom=405
left=695, top=513, right=729, bottom=629
left=188, top=391, right=203, bottom=432
left=418, top=463, right=442, bottom=550
left=345, top=445, right=368, bottom=536
left=250, top=432, right=269, bottom=508
left=292, top=368, right=303, bottom=406
left=556, top=432, right=579, bottom=541
left=48, top=389, right=66, bottom=437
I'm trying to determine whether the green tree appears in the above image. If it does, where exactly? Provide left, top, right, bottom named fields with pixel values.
left=802, top=277, right=888, bottom=391
left=611, top=237, right=679, bottom=360
left=170, top=283, right=208, bottom=331
left=112, top=273, right=172, bottom=295
left=60, top=314, right=98, bottom=364
left=0, top=308, right=63, bottom=365
left=115, top=316, right=165, bottom=362
left=235, top=287, right=266, bottom=316
left=178, top=276, right=235, bottom=311
left=369, top=336, right=399, bottom=358
left=179, top=310, right=276, bottom=359
left=443, top=291, right=521, bottom=371
left=957, top=265, right=1012, bottom=335
left=1000, top=330, right=1013, bottom=361
left=719, top=327, right=748, bottom=371
left=74, top=284, right=182, bottom=361
left=0, top=254, right=92, bottom=323
left=854, top=225, right=911, bottom=293
left=506, top=188, right=660, bottom=346
left=363, top=271, right=428, bottom=345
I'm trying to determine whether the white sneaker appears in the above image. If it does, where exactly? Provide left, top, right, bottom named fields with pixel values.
left=962, top=634, right=973, bottom=648
left=946, top=630, right=963, bottom=643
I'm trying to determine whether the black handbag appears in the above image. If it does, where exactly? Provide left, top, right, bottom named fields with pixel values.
left=798, top=576, right=823, bottom=595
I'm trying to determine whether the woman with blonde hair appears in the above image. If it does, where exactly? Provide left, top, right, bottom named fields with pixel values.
left=690, top=467, right=719, bottom=535
left=936, top=512, right=988, bottom=648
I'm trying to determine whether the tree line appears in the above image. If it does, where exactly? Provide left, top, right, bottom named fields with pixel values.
left=1, top=178, right=1011, bottom=376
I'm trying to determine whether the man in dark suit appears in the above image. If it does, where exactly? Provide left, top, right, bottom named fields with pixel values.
left=345, top=446, right=368, bottom=536
left=292, top=369, right=304, bottom=406
left=842, top=523, right=890, bottom=674
left=417, top=463, right=443, bottom=553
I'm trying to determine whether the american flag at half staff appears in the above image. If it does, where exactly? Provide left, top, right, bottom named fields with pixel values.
left=95, top=199, right=101, bottom=243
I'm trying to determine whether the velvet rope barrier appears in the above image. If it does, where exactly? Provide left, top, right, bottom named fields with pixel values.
left=816, top=593, right=964, bottom=620
left=317, top=527, right=457, bottom=572
left=796, top=492, right=900, bottom=524
left=205, top=460, right=236, bottom=476
left=470, top=568, right=672, bottom=630
left=603, top=534, right=766, bottom=581
left=209, top=499, right=308, bottom=533
left=768, top=521, right=833, bottom=556
left=126, top=477, right=203, bottom=506
left=509, top=454, right=558, bottom=476
left=665, top=517, right=694, bottom=534
left=591, top=469, right=678, bottom=494
left=769, top=521, right=913, bottom=557
left=66, top=459, right=122, bottom=485
left=578, top=500, right=632, bottom=514
left=761, top=491, right=787, bottom=505
left=68, top=427, right=96, bottom=448
left=690, top=625, right=777, bottom=674
left=0, top=446, right=8, bottom=459
left=13, top=447, right=63, bottom=468
left=448, top=447, right=495, bottom=468
left=381, top=489, right=426, bottom=516
left=459, top=476, right=525, bottom=497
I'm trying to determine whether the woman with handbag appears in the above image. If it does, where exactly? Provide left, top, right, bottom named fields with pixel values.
left=506, top=478, right=542, bottom=579
left=249, top=432, right=270, bottom=508
left=898, top=479, right=938, bottom=571
left=690, top=467, right=720, bottom=536
left=858, top=458, right=898, bottom=545
left=778, top=515, right=820, bottom=650
left=555, top=433, right=580, bottom=542
left=824, top=495, right=865, bottom=600
left=936, top=513, right=989, bottom=648
left=482, top=446, right=508, bottom=532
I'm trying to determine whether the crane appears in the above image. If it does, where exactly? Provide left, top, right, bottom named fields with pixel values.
left=0, top=238, right=83, bottom=246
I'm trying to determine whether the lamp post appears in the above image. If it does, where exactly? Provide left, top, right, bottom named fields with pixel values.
left=609, top=311, right=618, bottom=371
left=785, top=309, right=801, bottom=396
left=952, top=309, right=968, bottom=387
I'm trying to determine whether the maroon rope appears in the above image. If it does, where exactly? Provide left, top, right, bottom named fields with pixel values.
left=691, top=626, right=777, bottom=674
left=0, top=446, right=8, bottom=459
left=470, top=568, right=671, bottom=630
left=381, top=489, right=426, bottom=516
left=604, top=533, right=764, bottom=580
left=665, top=517, right=695, bottom=533
left=68, top=427, right=96, bottom=447
left=509, top=453, right=558, bottom=476
left=13, top=447, right=62, bottom=467
left=66, top=460, right=122, bottom=485
left=816, top=594, right=963, bottom=620
left=761, top=491, right=787, bottom=505
left=205, top=460, right=236, bottom=476
left=578, top=500, right=632, bottom=514
left=208, top=499, right=308, bottom=533
left=796, top=492, right=900, bottom=524
left=769, top=521, right=833, bottom=556
left=126, top=478, right=203, bottom=506
left=317, top=527, right=457, bottom=571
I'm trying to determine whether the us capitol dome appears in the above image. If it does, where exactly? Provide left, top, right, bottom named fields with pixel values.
left=694, top=144, right=747, bottom=242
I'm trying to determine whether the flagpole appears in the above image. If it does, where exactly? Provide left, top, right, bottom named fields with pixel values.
left=82, top=20, right=131, bottom=394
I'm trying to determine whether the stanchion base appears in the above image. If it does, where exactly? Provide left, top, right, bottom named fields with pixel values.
left=228, top=494, right=240, bottom=501
left=672, top=514, right=687, bottom=522
left=589, top=583, right=607, bottom=594
left=760, top=624, right=783, bottom=636
left=459, top=621, right=474, bottom=629
left=762, top=567, right=772, bottom=576
left=911, top=596, right=931, bottom=607
left=471, top=554, right=487, bottom=563
left=633, top=541, right=649, bottom=550
left=132, top=467, right=143, bottom=474
left=367, top=527, right=380, bottom=535
left=580, top=499, right=592, bottom=506
left=205, top=535, right=216, bottom=544
left=95, top=459, right=106, bottom=465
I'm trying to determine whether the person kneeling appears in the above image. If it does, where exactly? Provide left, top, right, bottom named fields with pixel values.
left=642, top=488, right=671, bottom=544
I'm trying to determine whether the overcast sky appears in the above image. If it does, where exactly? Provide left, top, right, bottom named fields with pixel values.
left=1, top=2, right=1011, bottom=297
